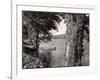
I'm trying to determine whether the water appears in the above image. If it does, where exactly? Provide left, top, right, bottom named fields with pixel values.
left=39, top=39, right=68, bottom=67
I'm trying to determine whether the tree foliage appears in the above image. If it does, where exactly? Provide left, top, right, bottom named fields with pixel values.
left=22, top=11, right=62, bottom=57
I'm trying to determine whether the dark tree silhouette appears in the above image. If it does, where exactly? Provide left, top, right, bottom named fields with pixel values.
left=22, top=11, right=62, bottom=57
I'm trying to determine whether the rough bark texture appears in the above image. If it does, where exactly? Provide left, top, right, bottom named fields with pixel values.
left=65, top=14, right=84, bottom=66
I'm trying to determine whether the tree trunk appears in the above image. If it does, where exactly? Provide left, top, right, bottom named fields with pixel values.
left=65, top=14, right=84, bottom=66
left=35, top=30, right=39, bottom=57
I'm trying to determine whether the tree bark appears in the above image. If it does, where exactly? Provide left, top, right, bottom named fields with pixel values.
left=65, top=14, right=84, bottom=66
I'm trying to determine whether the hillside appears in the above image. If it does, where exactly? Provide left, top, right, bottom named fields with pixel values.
left=52, top=34, right=66, bottom=39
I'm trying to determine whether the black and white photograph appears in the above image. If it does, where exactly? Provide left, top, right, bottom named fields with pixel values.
left=22, top=11, right=89, bottom=69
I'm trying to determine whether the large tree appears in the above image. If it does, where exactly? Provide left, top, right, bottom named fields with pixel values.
left=65, top=13, right=89, bottom=66
left=22, top=11, right=62, bottom=57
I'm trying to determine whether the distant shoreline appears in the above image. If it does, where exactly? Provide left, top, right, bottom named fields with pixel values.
left=52, top=33, right=66, bottom=39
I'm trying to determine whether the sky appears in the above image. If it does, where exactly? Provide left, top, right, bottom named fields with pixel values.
left=50, top=19, right=66, bottom=36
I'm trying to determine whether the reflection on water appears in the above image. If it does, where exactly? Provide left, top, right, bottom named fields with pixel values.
left=39, top=39, right=68, bottom=67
